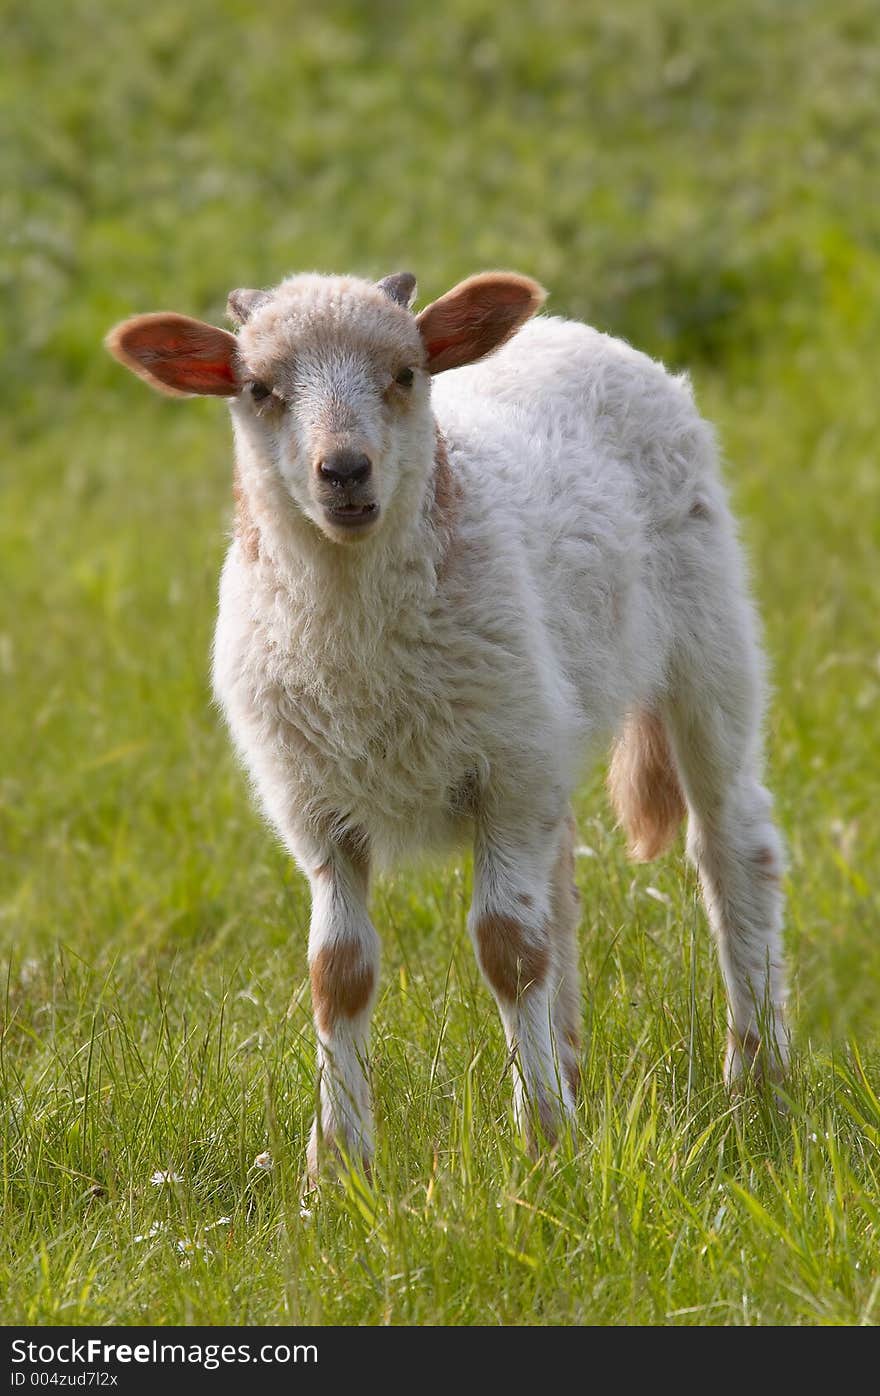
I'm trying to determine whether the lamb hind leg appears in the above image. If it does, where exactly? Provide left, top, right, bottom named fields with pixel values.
left=305, top=831, right=379, bottom=1181
left=684, top=776, right=789, bottom=1086
left=549, top=810, right=582, bottom=1103
left=663, top=633, right=789, bottom=1088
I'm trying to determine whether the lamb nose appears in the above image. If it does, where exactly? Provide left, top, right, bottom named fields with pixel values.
left=318, top=451, right=372, bottom=485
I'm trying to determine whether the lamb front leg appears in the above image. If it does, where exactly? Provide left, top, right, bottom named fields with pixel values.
left=469, top=812, right=576, bottom=1150
left=305, top=830, right=379, bottom=1182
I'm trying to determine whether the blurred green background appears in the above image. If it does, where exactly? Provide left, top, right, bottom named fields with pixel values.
left=1, top=0, right=879, bottom=1324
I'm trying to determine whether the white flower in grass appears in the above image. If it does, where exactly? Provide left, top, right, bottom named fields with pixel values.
left=204, top=1216, right=232, bottom=1231
left=133, top=1221, right=166, bottom=1243
left=176, top=1236, right=211, bottom=1267
left=176, top=1237, right=209, bottom=1256
left=150, top=1169, right=182, bottom=1186
left=253, top=1151, right=274, bottom=1171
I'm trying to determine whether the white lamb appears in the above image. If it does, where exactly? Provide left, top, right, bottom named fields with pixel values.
left=106, top=269, right=789, bottom=1177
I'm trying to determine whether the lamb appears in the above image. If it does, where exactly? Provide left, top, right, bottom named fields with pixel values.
left=106, top=268, right=790, bottom=1178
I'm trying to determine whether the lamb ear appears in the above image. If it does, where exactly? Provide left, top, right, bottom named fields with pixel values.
left=416, top=272, right=546, bottom=374
left=105, top=313, right=239, bottom=397
left=226, top=288, right=271, bottom=327
left=377, top=272, right=417, bottom=310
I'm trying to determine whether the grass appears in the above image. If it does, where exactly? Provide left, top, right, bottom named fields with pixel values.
left=2, top=0, right=880, bottom=1325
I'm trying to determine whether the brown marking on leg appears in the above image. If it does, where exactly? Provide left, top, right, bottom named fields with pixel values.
left=233, top=465, right=260, bottom=563
left=740, top=1029, right=763, bottom=1061
left=475, top=913, right=549, bottom=1002
left=728, top=1026, right=786, bottom=1090
left=310, top=941, right=375, bottom=1036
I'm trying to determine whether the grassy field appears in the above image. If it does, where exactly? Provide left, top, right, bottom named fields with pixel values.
left=2, top=0, right=880, bottom=1325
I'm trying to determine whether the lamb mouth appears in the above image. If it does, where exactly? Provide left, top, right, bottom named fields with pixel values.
left=324, top=502, right=380, bottom=530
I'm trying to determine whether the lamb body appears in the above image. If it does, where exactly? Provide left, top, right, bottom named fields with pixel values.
left=215, top=314, right=720, bottom=865
left=107, top=271, right=789, bottom=1176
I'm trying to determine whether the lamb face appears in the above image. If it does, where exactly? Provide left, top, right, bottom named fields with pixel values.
left=229, top=274, right=432, bottom=545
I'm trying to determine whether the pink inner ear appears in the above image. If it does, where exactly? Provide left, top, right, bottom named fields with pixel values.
left=422, top=333, right=459, bottom=358
left=108, top=314, right=239, bottom=397
left=417, top=273, right=545, bottom=375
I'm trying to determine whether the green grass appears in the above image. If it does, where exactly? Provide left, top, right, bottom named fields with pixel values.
left=2, top=0, right=880, bottom=1325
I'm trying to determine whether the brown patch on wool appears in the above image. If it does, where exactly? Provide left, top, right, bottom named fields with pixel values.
left=233, top=465, right=260, bottom=563
left=475, top=913, right=550, bottom=1002
left=446, top=767, right=481, bottom=819
left=310, top=940, right=375, bottom=1036
left=608, top=711, right=686, bottom=862
left=754, top=846, right=781, bottom=883
left=431, top=429, right=461, bottom=525
left=431, top=429, right=463, bottom=580
left=517, top=892, right=534, bottom=910
left=689, top=496, right=711, bottom=520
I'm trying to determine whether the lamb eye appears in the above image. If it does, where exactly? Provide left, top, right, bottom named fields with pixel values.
left=395, top=367, right=414, bottom=387
left=249, top=380, right=272, bottom=402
